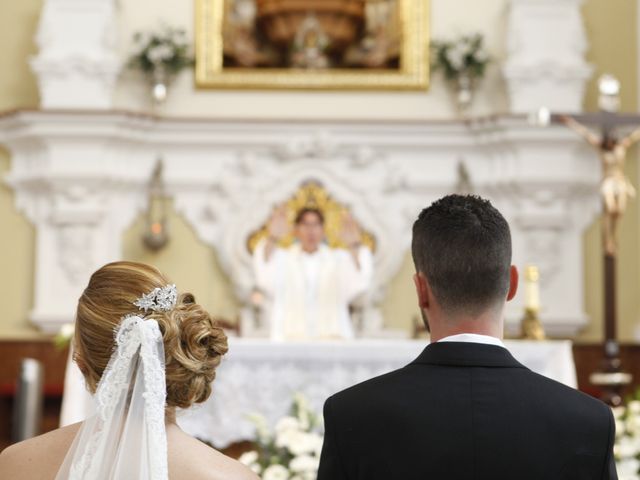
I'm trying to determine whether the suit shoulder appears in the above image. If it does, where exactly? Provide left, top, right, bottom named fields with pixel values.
left=521, top=369, right=611, bottom=420
left=328, top=366, right=409, bottom=407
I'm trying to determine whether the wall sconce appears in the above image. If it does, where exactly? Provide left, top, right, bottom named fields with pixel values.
left=143, top=158, right=170, bottom=251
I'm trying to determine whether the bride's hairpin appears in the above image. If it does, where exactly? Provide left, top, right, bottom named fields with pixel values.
left=133, top=284, right=178, bottom=312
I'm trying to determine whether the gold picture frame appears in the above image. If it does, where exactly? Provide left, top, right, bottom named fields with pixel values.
left=195, top=0, right=430, bottom=90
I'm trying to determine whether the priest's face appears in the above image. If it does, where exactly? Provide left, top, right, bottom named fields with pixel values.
left=295, top=211, right=325, bottom=253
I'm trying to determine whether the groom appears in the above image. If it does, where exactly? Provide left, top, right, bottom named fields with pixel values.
left=318, top=195, right=616, bottom=480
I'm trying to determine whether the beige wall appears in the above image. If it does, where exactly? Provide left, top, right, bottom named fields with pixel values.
left=122, top=205, right=240, bottom=321
left=0, top=0, right=41, bottom=339
left=579, top=0, right=639, bottom=342
left=0, top=0, right=637, bottom=341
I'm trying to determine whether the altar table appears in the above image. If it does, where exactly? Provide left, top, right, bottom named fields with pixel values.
left=176, top=338, right=577, bottom=448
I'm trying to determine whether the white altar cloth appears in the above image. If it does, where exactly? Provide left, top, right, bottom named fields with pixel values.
left=176, top=338, right=577, bottom=448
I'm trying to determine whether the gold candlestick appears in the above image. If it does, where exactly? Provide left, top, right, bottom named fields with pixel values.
left=520, top=265, right=546, bottom=340
left=142, top=158, right=170, bottom=251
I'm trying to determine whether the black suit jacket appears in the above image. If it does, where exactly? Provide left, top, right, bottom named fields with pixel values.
left=318, top=342, right=617, bottom=480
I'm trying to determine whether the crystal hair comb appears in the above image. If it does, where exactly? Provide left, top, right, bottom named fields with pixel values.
left=133, top=284, right=178, bottom=312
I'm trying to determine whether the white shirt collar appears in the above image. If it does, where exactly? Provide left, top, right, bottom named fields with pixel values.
left=436, top=333, right=506, bottom=348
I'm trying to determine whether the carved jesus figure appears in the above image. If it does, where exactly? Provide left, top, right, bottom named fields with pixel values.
left=560, top=115, right=640, bottom=254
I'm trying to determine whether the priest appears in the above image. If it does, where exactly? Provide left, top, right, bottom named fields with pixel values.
left=253, top=205, right=373, bottom=341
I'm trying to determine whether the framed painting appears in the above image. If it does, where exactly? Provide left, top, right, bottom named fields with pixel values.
left=195, top=0, right=430, bottom=90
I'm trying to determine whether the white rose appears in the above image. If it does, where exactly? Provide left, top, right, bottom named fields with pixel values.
left=238, top=451, right=259, bottom=466
left=147, top=47, right=162, bottom=63
left=629, top=401, right=640, bottom=415
left=290, top=455, right=319, bottom=473
left=276, top=416, right=301, bottom=434
left=263, top=464, right=290, bottom=480
left=289, top=432, right=321, bottom=456
left=311, top=434, right=324, bottom=457
left=474, top=49, right=489, bottom=63
left=159, top=44, right=174, bottom=59
left=625, top=415, right=640, bottom=437
left=59, top=322, right=75, bottom=339
left=617, top=457, right=640, bottom=477
left=275, top=428, right=300, bottom=450
left=281, top=431, right=323, bottom=456
left=147, top=44, right=174, bottom=64
left=617, top=435, right=639, bottom=458
left=446, top=44, right=465, bottom=71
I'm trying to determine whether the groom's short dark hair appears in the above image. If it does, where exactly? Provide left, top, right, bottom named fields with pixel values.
left=411, top=194, right=512, bottom=315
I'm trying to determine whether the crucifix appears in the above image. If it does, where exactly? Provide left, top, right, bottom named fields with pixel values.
left=542, top=74, right=639, bottom=405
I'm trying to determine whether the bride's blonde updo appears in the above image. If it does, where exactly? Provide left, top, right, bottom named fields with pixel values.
left=74, top=261, right=228, bottom=408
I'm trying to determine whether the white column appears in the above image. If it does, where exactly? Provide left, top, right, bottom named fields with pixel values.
left=30, top=0, right=121, bottom=109
left=503, top=0, right=593, bottom=113
left=1, top=112, right=150, bottom=332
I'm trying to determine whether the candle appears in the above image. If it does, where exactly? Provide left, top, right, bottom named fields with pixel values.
left=524, top=265, right=540, bottom=311
left=531, top=107, right=551, bottom=127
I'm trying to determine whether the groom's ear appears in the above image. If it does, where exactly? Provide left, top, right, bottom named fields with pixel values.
left=413, top=272, right=430, bottom=310
left=506, top=265, right=518, bottom=302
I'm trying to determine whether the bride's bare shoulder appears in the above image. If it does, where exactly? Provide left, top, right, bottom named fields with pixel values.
left=0, top=422, right=81, bottom=479
left=168, top=428, right=259, bottom=480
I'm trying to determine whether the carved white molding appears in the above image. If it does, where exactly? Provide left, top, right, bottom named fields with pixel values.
left=503, top=0, right=593, bottom=113
left=0, top=111, right=601, bottom=336
left=0, top=112, right=151, bottom=332
left=31, top=0, right=121, bottom=109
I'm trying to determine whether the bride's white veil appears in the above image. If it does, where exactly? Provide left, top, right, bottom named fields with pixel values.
left=56, top=285, right=177, bottom=480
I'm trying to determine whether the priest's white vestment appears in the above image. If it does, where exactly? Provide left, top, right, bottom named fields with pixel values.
left=253, top=240, right=373, bottom=340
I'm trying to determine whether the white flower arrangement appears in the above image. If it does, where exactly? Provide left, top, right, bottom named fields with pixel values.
left=53, top=322, right=75, bottom=350
left=128, top=25, right=193, bottom=76
left=239, top=393, right=323, bottom=480
left=431, top=33, right=490, bottom=81
left=614, top=398, right=640, bottom=480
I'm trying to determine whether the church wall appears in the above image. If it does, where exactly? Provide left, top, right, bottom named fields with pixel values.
left=580, top=0, right=639, bottom=342
left=0, top=0, right=42, bottom=339
left=0, top=0, right=638, bottom=341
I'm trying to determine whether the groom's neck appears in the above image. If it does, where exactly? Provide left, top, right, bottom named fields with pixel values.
left=428, top=310, right=504, bottom=342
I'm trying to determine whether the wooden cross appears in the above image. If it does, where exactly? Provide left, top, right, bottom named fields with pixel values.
left=551, top=107, right=640, bottom=405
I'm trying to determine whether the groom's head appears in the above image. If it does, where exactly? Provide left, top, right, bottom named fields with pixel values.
left=411, top=195, right=518, bottom=337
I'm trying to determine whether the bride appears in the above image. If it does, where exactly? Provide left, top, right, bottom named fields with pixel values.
left=0, top=261, right=259, bottom=480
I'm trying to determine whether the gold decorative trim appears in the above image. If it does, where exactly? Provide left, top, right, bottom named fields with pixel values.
left=195, top=0, right=430, bottom=90
left=247, top=181, right=376, bottom=253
